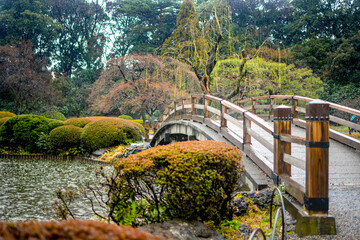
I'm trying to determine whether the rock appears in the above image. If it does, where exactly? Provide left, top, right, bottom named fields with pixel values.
left=92, top=149, right=106, bottom=157
left=119, top=142, right=151, bottom=158
left=233, top=197, right=249, bottom=216
left=252, top=189, right=272, bottom=208
left=238, top=224, right=252, bottom=238
left=140, top=220, right=229, bottom=240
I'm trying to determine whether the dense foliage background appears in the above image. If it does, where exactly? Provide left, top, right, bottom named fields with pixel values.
left=1, top=0, right=359, bottom=119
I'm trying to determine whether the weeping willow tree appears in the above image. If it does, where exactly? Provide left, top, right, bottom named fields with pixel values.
left=161, top=0, right=223, bottom=94
left=211, top=57, right=324, bottom=101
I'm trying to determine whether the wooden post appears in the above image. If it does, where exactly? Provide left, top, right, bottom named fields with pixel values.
left=269, top=96, right=274, bottom=120
left=273, top=105, right=292, bottom=185
left=204, top=96, right=210, bottom=119
left=292, top=97, right=298, bottom=119
left=174, top=101, right=177, bottom=117
left=182, top=98, right=185, bottom=115
left=252, top=98, right=257, bottom=114
left=191, top=96, right=196, bottom=115
left=243, top=112, right=251, bottom=151
left=305, top=100, right=330, bottom=215
left=220, top=101, right=228, bottom=128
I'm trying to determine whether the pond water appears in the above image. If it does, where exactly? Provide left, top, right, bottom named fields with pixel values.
left=0, top=158, right=107, bottom=221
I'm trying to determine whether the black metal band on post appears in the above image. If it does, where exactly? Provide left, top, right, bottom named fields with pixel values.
left=272, top=133, right=281, bottom=140
left=305, top=141, right=330, bottom=148
left=271, top=171, right=281, bottom=185
left=304, top=195, right=329, bottom=212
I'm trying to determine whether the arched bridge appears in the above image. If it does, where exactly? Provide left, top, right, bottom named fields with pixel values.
left=151, top=94, right=360, bottom=237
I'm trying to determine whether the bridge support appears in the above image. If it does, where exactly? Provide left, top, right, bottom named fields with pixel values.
left=273, top=106, right=292, bottom=185
left=305, top=100, right=330, bottom=215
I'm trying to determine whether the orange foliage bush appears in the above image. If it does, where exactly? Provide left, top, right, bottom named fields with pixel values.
left=112, top=140, right=243, bottom=225
left=0, top=117, right=10, bottom=126
left=0, top=111, right=16, bottom=118
left=0, top=220, right=163, bottom=240
left=64, top=117, right=93, bottom=127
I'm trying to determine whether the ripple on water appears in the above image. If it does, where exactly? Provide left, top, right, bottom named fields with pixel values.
left=0, top=158, right=108, bottom=221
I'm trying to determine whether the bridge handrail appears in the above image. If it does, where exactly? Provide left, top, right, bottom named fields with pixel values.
left=158, top=94, right=336, bottom=215
left=236, top=95, right=360, bottom=150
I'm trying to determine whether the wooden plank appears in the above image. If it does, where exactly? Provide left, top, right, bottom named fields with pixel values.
left=330, top=115, right=360, bottom=132
left=293, top=118, right=306, bottom=128
left=247, top=127, right=273, bottom=152
left=329, top=129, right=360, bottom=150
left=296, top=106, right=306, bottom=113
left=283, top=153, right=305, bottom=170
left=223, top=113, right=242, bottom=128
left=281, top=175, right=305, bottom=204
left=190, top=115, right=204, bottom=123
left=205, top=94, right=223, bottom=102
left=271, top=95, right=293, bottom=100
left=329, top=102, right=360, bottom=116
left=243, top=144, right=273, bottom=177
left=280, top=134, right=306, bottom=145
left=220, top=128, right=243, bottom=149
left=183, top=104, right=192, bottom=110
left=254, top=104, right=270, bottom=110
left=207, top=105, right=221, bottom=116
left=244, top=112, right=274, bottom=134
left=293, top=95, right=314, bottom=102
left=244, top=106, right=252, bottom=111
left=221, top=101, right=247, bottom=114
left=194, top=104, right=204, bottom=110
left=204, top=119, right=221, bottom=133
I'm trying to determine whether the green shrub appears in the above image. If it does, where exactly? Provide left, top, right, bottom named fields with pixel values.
left=64, top=118, right=92, bottom=128
left=119, top=115, right=133, bottom=120
left=0, top=111, right=16, bottom=118
left=133, top=119, right=144, bottom=125
left=0, top=117, right=10, bottom=126
left=49, top=125, right=82, bottom=152
left=42, top=110, right=66, bottom=121
left=112, top=140, right=243, bottom=225
left=0, top=220, right=162, bottom=240
left=0, top=115, right=60, bottom=152
left=48, top=119, right=64, bottom=129
left=80, top=119, right=127, bottom=152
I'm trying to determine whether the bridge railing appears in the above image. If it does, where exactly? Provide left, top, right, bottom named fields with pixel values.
left=158, top=94, right=341, bottom=215
left=237, top=95, right=360, bottom=150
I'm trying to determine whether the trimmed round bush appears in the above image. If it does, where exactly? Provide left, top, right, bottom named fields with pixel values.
left=49, top=125, right=82, bottom=151
left=42, top=110, right=66, bottom=121
left=0, top=117, right=10, bottom=127
left=112, top=140, right=243, bottom=225
left=0, top=111, right=15, bottom=118
left=0, top=220, right=162, bottom=240
left=64, top=118, right=93, bottom=128
left=0, top=115, right=61, bottom=152
left=80, top=119, right=126, bottom=152
left=119, top=115, right=133, bottom=120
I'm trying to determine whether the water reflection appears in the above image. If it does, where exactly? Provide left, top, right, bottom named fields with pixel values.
left=0, top=158, right=107, bottom=221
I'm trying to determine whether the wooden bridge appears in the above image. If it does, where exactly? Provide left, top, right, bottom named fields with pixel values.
left=151, top=94, right=360, bottom=237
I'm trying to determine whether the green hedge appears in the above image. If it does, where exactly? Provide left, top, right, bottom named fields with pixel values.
left=49, top=125, right=82, bottom=151
left=80, top=119, right=126, bottom=152
left=0, top=111, right=16, bottom=118
left=42, top=110, right=66, bottom=121
left=119, top=115, right=133, bottom=120
left=0, top=115, right=63, bottom=152
left=112, top=140, right=243, bottom=225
